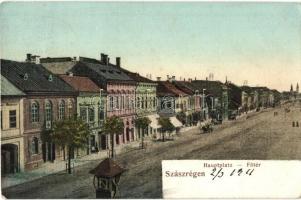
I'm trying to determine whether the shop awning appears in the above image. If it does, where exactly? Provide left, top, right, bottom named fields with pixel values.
left=148, top=114, right=161, bottom=129
left=170, top=116, right=183, bottom=128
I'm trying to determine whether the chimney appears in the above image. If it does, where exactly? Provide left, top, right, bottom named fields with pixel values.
left=116, top=57, right=121, bottom=67
left=206, top=77, right=208, bottom=81
left=107, top=57, right=110, bottom=65
left=167, top=75, right=170, bottom=81
left=157, top=77, right=161, bottom=81
left=195, top=77, right=197, bottom=81
left=26, top=53, right=32, bottom=62
left=184, top=78, right=186, bottom=82
left=100, top=53, right=105, bottom=63
left=102, top=54, right=108, bottom=65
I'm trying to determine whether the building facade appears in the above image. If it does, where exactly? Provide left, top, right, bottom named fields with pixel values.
left=59, top=75, right=107, bottom=156
left=1, top=75, right=25, bottom=175
left=1, top=59, right=77, bottom=171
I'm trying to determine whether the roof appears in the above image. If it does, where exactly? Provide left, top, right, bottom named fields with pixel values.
left=172, top=81, right=196, bottom=95
left=123, top=71, right=155, bottom=84
left=157, top=81, right=188, bottom=97
left=40, top=57, right=73, bottom=63
left=40, top=58, right=77, bottom=75
left=89, top=158, right=126, bottom=178
left=1, top=75, right=25, bottom=96
left=1, top=59, right=76, bottom=95
left=190, top=80, right=226, bottom=97
left=59, top=75, right=101, bottom=93
left=74, top=57, right=134, bottom=82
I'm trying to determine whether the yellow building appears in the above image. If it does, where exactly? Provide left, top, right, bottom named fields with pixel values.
left=1, top=75, right=25, bottom=174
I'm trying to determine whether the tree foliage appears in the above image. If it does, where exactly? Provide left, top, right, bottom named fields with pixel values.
left=135, top=117, right=151, bottom=149
left=51, top=117, right=90, bottom=149
left=44, top=116, right=90, bottom=174
left=158, top=117, right=175, bottom=142
left=102, top=115, right=124, bottom=158
left=176, top=111, right=186, bottom=125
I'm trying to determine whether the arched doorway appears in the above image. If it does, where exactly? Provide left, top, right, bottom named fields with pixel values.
left=1, top=144, right=19, bottom=175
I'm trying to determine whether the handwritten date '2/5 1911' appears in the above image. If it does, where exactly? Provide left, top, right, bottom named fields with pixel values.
left=210, top=167, right=255, bottom=180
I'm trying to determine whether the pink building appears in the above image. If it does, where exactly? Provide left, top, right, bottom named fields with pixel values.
left=70, top=55, right=136, bottom=147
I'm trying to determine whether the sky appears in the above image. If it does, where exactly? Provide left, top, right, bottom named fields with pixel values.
left=1, top=2, right=300, bottom=92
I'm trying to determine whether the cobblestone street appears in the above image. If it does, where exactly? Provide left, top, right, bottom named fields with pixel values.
left=2, top=103, right=301, bottom=199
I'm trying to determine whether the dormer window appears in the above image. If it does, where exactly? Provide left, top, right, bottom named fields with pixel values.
left=24, top=73, right=28, bottom=80
left=48, top=75, right=53, bottom=82
left=108, top=70, right=113, bottom=74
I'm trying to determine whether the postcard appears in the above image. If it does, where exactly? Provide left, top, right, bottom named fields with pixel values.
left=1, top=1, right=300, bottom=199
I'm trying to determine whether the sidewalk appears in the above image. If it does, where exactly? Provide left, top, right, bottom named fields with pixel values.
left=1, top=140, right=141, bottom=189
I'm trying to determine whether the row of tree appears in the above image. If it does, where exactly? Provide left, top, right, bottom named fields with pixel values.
left=42, top=115, right=176, bottom=174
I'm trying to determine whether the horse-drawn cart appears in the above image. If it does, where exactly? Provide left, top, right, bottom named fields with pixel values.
left=200, top=122, right=213, bottom=133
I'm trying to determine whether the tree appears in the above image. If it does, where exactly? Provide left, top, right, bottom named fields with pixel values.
left=158, top=117, right=175, bottom=142
left=103, top=115, right=124, bottom=159
left=176, top=111, right=186, bottom=125
left=135, top=117, right=151, bottom=149
left=48, top=117, right=90, bottom=174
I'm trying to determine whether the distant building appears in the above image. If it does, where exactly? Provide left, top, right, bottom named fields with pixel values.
left=172, top=80, right=204, bottom=124
left=156, top=78, right=184, bottom=132
left=121, top=70, right=159, bottom=138
left=189, top=80, right=229, bottom=120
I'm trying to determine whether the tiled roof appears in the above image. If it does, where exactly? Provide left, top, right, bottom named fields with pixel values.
left=89, top=158, right=126, bottom=178
left=1, top=59, right=76, bottom=94
left=59, top=75, right=101, bottom=93
left=157, top=81, right=188, bottom=97
left=73, top=57, right=134, bottom=82
left=172, top=81, right=195, bottom=95
left=190, top=80, right=226, bottom=97
left=1, top=75, right=25, bottom=96
left=123, top=71, right=155, bottom=83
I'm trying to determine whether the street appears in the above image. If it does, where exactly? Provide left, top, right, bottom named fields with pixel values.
left=2, top=103, right=301, bottom=199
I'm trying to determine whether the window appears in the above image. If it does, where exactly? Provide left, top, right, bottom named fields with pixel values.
left=80, top=107, right=87, bottom=122
left=31, top=102, right=39, bottom=122
left=32, top=137, right=39, bottom=154
left=141, top=97, right=144, bottom=109
left=68, top=100, right=73, bottom=118
left=136, top=97, right=140, bottom=109
left=121, top=96, right=125, bottom=109
left=125, top=96, right=129, bottom=109
left=45, top=101, right=52, bottom=122
left=89, top=108, right=95, bottom=122
left=58, top=100, right=65, bottom=120
left=9, top=110, right=17, bottom=128
left=99, top=110, right=105, bottom=121
left=109, top=96, right=114, bottom=111
left=153, top=97, right=156, bottom=108
left=145, top=97, right=148, bottom=109
left=115, top=96, right=119, bottom=109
